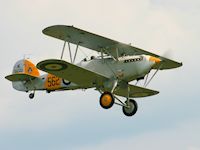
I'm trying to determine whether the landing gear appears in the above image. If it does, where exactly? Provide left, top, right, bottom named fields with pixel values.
left=99, top=92, right=114, bottom=109
left=122, top=99, right=138, bottom=116
left=99, top=89, right=138, bottom=116
left=29, top=90, right=35, bottom=99
left=29, top=93, right=35, bottom=99
left=99, top=81, right=138, bottom=116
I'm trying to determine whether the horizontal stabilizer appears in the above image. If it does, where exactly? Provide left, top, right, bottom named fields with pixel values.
left=5, top=73, right=39, bottom=82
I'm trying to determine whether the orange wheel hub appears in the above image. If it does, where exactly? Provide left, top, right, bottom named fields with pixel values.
left=100, top=92, right=114, bottom=109
left=101, top=94, right=112, bottom=107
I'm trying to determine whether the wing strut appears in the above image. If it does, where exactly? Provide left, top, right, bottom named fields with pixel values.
left=116, top=48, right=119, bottom=61
left=100, top=49, right=105, bottom=63
left=73, top=44, right=79, bottom=63
left=61, top=41, right=66, bottom=59
left=60, top=41, right=79, bottom=64
left=144, top=64, right=163, bottom=87
left=68, top=42, right=73, bottom=63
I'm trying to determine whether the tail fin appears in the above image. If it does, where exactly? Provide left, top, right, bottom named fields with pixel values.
left=5, top=59, right=40, bottom=82
left=13, top=59, right=40, bottom=77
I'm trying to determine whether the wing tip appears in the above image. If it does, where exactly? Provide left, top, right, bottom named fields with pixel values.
left=42, top=25, right=74, bottom=35
left=36, top=59, right=68, bottom=73
left=170, top=61, right=183, bottom=69
left=154, top=60, right=183, bottom=70
left=180, top=62, right=183, bottom=67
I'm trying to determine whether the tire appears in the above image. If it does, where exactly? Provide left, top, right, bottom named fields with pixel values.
left=99, top=92, right=114, bottom=109
left=122, top=99, right=138, bottom=116
left=29, top=93, right=34, bottom=99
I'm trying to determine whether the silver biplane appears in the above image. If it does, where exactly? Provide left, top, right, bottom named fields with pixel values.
left=5, top=25, right=182, bottom=116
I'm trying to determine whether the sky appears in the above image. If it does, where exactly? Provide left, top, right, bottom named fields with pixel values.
left=0, top=0, right=200, bottom=150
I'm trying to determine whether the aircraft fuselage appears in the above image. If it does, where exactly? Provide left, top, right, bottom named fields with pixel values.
left=11, top=55, right=156, bottom=92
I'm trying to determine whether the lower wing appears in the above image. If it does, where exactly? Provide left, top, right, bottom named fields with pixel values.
left=114, top=84, right=159, bottom=98
left=37, top=59, right=159, bottom=98
left=36, top=59, right=108, bottom=88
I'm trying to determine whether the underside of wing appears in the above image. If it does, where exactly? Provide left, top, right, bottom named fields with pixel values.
left=5, top=73, right=38, bottom=82
left=36, top=59, right=108, bottom=87
left=114, top=84, right=159, bottom=98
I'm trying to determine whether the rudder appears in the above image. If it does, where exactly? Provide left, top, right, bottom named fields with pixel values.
left=12, top=59, right=40, bottom=77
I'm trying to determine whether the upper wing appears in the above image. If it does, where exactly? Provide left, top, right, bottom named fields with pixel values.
left=36, top=59, right=108, bottom=87
left=5, top=73, right=38, bottom=82
left=114, top=84, right=159, bottom=98
left=43, top=25, right=118, bottom=53
left=43, top=25, right=182, bottom=70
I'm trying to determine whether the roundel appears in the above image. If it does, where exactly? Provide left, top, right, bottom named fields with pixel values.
left=41, top=62, right=68, bottom=71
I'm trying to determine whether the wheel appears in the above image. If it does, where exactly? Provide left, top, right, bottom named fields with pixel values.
left=47, top=90, right=51, bottom=93
left=99, top=92, right=114, bottom=109
left=29, top=93, right=34, bottom=99
left=122, top=99, right=138, bottom=116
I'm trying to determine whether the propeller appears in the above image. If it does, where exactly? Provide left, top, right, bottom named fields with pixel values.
left=162, top=49, right=172, bottom=58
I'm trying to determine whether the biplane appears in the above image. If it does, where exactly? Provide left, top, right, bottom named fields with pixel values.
left=5, top=25, right=182, bottom=116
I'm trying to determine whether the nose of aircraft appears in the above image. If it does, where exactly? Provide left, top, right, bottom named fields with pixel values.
left=149, top=56, right=161, bottom=64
